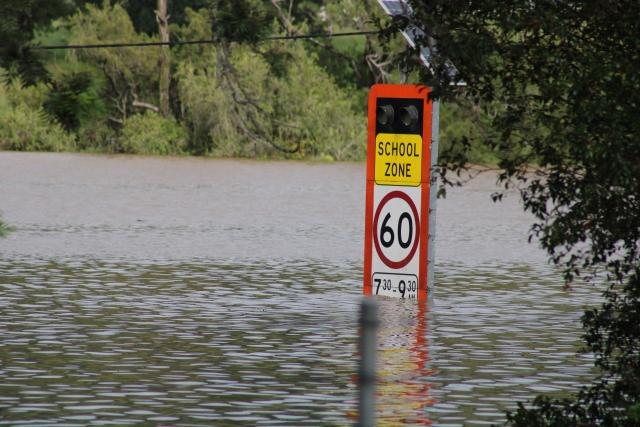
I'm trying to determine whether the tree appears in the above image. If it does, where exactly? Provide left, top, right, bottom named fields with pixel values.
left=196, top=0, right=274, bottom=44
left=156, top=0, right=170, bottom=117
left=67, top=3, right=160, bottom=124
left=114, top=0, right=209, bottom=34
left=0, top=0, right=75, bottom=84
left=391, top=0, right=640, bottom=424
left=173, top=7, right=364, bottom=159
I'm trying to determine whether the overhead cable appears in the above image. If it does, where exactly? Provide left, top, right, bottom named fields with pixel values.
left=30, top=30, right=380, bottom=50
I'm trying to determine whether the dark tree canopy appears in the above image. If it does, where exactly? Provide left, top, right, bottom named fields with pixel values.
left=406, top=0, right=640, bottom=283
left=0, top=0, right=76, bottom=83
left=120, top=0, right=326, bottom=37
left=207, top=0, right=274, bottom=44
left=398, top=0, right=640, bottom=424
left=111, top=0, right=210, bottom=34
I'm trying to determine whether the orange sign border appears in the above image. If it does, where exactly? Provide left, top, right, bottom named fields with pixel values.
left=364, top=84, right=432, bottom=301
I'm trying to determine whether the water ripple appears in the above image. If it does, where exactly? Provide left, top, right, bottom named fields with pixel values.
left=0, top=258, right=601, bottom=425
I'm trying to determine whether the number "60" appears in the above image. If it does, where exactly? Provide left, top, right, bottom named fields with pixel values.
left=380, top=212, right=413, bottom=249
left=372, top=191, right=420, bottom=269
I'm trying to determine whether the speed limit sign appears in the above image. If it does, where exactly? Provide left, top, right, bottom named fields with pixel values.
left=373, top=190, right=420, bottom=269
left=364, top=85, right=433, bottom=300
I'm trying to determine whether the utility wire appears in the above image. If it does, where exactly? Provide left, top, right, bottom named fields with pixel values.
left=30, top=30, right=380, bottom=50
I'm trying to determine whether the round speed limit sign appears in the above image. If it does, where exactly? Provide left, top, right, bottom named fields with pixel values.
left=373, top=191, right=420, bottom=269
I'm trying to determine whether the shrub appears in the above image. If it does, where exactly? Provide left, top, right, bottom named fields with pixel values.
left=118, top=111, right=187, bottom=155
left=0, top=216, right=14, bottom=238
left=44, top=69, right=106, bottom=131
left=0, top=74, right=48, bottom=108
left=0, top=74, right=75, bottom=151
left=0, top=105, right=75, bottom=151
left=73, top=120, right=118, bottom=152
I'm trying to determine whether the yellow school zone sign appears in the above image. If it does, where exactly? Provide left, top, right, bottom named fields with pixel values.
left=374, top=133, right=422, bottom=186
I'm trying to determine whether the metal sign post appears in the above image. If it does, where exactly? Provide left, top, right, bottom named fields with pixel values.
left=357, top=298, right=379, bottom=427
left=372, top=0, right=463, bottom=297
left=427, top=99, right=440, bottom=289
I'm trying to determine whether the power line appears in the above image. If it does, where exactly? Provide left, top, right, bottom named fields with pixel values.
left=30, top=30, right=380, bottom=50
left=268, top=30, right=378, bottom=40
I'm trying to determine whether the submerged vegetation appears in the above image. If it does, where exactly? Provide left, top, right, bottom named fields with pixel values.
left=0, top=216, right=14, bottom=238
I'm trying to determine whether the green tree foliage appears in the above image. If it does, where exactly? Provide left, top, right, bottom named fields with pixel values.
left=0, top=73, right=75, bottom=151
left=395, top=0, right=640, bottom=424
left=0, top=0, right=74, bottom=83
left=315, top=0, right=379, bottom=89
left=270, top=41, right=365, bottom=160
left=0, top=1, right=373, bottom=159
left=119, top=110, right=187, bottom=155
left=44, top=70, right=106, bottom=131
left=67, top=2, right=159, bottom=123
left=207, top=0, right=274, bottom=44
left=176, top=37, right=364, bottom=159
left=173, top=8, right=364, bottom=159
left=438, top=99, right=500, bottom=166
left=118, top=0, right=209, bottom=34
left=109, top=0, right=270, bottom=41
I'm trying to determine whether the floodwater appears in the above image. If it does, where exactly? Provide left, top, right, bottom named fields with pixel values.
left=0, top=152, right=602, bottom=426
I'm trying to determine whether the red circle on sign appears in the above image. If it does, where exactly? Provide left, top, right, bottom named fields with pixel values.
left=373, top=190, right=420, bottom=269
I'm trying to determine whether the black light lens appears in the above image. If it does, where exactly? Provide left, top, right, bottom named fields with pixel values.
left=376, top=105, right=394, bottom=126
left=399, top=105, right=418, bottom=127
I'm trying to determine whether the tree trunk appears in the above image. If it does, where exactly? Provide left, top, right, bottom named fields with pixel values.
left=156, top=0, right=170, bottom=117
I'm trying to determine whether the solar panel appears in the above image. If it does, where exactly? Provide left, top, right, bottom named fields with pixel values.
left=376, top=0, right=465, bottom=84
left=377, top=0, right=412, bottom=16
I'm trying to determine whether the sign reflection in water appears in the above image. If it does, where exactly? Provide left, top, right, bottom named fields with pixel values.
left=376, top=298, right=433, bottom=425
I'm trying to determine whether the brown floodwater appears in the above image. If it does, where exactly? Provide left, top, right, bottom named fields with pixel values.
left=0, top=152, right=601, bottom=425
